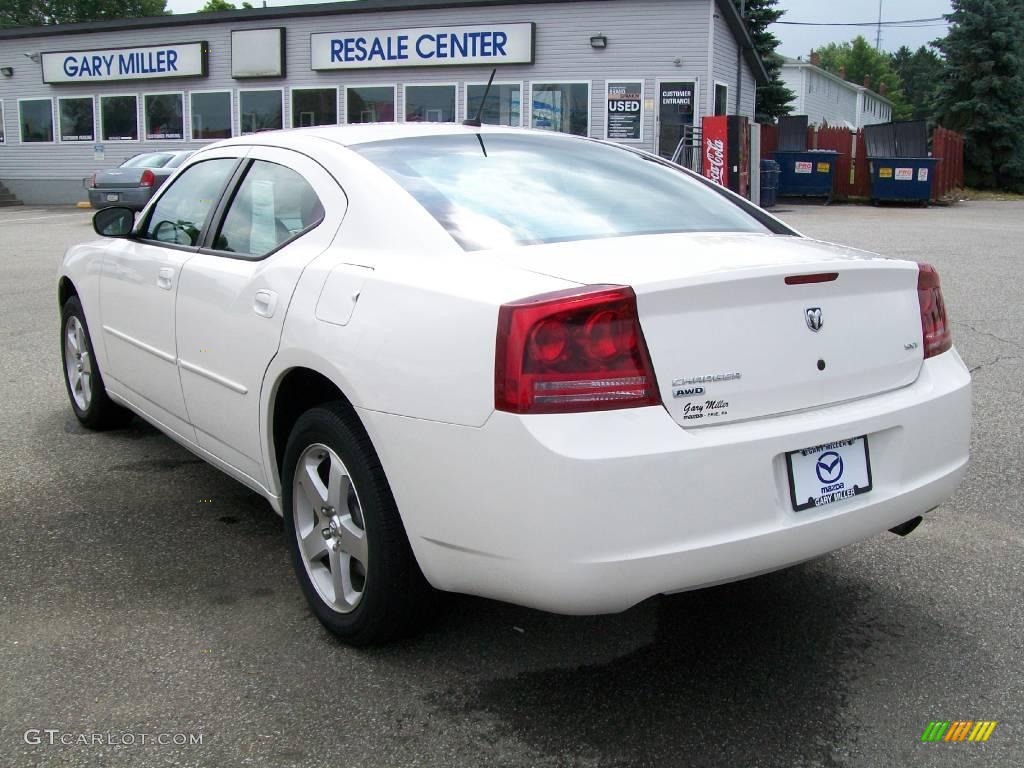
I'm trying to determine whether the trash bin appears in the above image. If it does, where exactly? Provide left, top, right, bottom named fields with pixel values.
left=868, top=157, right=938, bottom=204
left=774, top=149, right=839, bottom=201
left=760, top=159, right=780, bottom=208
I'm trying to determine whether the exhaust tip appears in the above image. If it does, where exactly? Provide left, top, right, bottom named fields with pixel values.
left=889, top=516, right=924, bottom=537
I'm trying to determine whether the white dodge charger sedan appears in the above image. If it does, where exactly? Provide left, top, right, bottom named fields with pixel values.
left=59, top=124, right=971, bottom=645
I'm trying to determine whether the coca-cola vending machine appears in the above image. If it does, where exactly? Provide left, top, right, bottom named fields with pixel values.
left=701, top=115, right=750, bottom=198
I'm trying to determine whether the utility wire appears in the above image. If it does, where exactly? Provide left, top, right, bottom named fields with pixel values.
left=774, top=17, right=946, bottom=27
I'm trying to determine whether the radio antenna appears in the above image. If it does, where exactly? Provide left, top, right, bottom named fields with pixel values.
left=464, top=68, right=497, bottom=127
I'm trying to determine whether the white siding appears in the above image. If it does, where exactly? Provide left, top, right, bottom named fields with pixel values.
left=859, top=92, right=891, bottom=126
left=709, top=9, right=755, bottom=119
left=780, top=62, right=891, bottom=129
left=0, top=0, right=748, bottom=197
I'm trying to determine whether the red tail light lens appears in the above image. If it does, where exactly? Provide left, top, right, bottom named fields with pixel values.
left=88, top=172, right=97, bottom=189
left=917, top=263, right=952, bottom=358
left=495, top=285, right=661, bottom=414
left=140, top=169, right=156, bottom=188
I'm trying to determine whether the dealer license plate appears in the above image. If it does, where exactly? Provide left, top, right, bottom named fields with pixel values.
left=786, top=436, right=873, bottom=512
left=106, top=193, right=119, bottom=202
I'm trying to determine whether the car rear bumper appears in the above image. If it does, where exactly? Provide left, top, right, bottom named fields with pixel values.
left=87, top=187, right=152, bottom=210
left=359, top=350, right=971, bottom=614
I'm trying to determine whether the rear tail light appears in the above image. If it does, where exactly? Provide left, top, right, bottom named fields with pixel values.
left=917, top=263, right=952, bottom=358
left=495, top=285, right=661, bottom=414
left=140, top=169, right=156, bottom=188
left=88, top=172, right=96, bottom=189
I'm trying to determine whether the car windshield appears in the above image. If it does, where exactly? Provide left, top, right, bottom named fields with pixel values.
left=352, top=133, right=769, bottom=251
left=120, top=153, right=175, bottom=169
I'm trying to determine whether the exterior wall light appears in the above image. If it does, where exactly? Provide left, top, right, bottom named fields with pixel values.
left=590, top=34, right=608, bottom=49
left=0, top=66, right=13, bottom=77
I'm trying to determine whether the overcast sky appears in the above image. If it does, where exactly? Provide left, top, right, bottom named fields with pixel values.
left=771, top=0, right=951, bottom=57
left=164, top=0, right=953, bottom=55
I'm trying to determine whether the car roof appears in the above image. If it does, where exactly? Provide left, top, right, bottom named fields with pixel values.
left=208, top=123, right=571, bottom=152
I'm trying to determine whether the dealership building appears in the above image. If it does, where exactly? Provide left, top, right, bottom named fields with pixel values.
left=0, top=0, right=766, bottom=204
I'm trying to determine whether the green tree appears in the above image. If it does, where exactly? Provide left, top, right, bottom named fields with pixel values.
left=198, top=0, right=252, bottom=10
left=933, top=0, right=1024, bottom=192
left=1, top=0, right=168, bottom=27
left=733, top=0, right=795, bottom=122
left=813, top=36, right=911, bottom=120
left=890, top=45, right=944, bottom=122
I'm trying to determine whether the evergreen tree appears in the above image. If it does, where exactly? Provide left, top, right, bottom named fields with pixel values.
left=890, top=45, right=944, bottom=122
left=934, top=0, right=1024, bottom=192
left=732, top=0, right=795, bottom=123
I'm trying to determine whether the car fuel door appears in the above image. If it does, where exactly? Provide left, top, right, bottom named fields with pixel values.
left=174, top=147, right=346, bottom=488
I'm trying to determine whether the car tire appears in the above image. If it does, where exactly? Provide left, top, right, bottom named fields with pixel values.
left=282, top=403, right=432, bottom=646
left=60, top=296, right=134, bottom=430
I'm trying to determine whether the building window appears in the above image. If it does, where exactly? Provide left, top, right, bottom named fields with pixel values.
left=58, top=97, right=94, bottom=142
left=212, top=161, right=324, bottom=258
left=346, top=86, right=395, bottom=123
left=144, top=93, right=184, bottom=140
left=465, top=82, right=521, bottom=126
left=714, top=83, right=729, bottom=116
left=0, top=101, right=5, bottom=143
left=19, top=98, right=54, bottom=143
left=100, top=95, right=138, bottom=141
left=191, top=91, right=232, bottom=140
left=239, top=89, right=283, bottom=134
left=291, top=88, right=337, bottom=128
left=530, top=82, right=590, bottom=136
left=405, top=85, right=456, bottom=123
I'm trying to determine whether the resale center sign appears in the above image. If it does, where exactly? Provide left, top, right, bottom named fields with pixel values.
left=42, top=42, right=208, bottom=83
left=311, top=23, right=535, bottom=69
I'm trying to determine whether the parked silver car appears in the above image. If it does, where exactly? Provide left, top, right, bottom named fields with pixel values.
left=86, top=151, right=192, bottom=210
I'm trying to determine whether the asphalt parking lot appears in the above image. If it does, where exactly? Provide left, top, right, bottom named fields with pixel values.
left=1, top=201, right=1021, bottom=768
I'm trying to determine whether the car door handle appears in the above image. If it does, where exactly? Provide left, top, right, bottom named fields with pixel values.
left=157, top=267, right=174, bottom=290
left=253, top=289, right=278, bottom=318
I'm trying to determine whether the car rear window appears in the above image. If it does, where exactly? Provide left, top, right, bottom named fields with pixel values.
left=121, top=153, right=174, bottom=169
left=352, top=133, right=769, bottom=251
left=166, top=152, right=193, bottom=169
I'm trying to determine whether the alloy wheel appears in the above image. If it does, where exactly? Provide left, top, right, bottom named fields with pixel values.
left=292, top=443, right=368, bottom=613
left=64, top=316, right=93, bottom=411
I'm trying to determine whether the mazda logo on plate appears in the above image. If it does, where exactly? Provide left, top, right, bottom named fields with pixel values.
left=805, top=307, right=823, bottom=332
left=815, top=451, right=844, bottom=484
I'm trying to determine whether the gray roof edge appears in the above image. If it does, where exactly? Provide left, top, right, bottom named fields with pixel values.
left=713, top=0, right=770, bottom=86
left=1, top=0, right=612, bottom=40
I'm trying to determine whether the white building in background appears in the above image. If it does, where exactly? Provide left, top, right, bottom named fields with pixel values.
left=779, top=57, right=892, bottom=130
left=0, top=0, right=768, bottom=204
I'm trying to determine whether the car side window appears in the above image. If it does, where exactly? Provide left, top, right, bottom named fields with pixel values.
left=211, top=160, right=324, bottom=258
left=139, top=158, right=237, bottom=247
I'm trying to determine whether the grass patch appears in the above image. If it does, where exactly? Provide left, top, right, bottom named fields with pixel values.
left=958, top=188, right=1024, bottom=202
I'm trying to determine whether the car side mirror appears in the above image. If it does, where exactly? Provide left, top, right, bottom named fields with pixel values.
left=93, top=206, right=136, bottom=238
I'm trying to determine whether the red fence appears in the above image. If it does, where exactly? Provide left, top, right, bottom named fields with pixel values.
left=760, top=123, right=964, bottom=201
left=931, top=126, right=964, bottom=200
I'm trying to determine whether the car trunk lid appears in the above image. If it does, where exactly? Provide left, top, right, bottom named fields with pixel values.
left=92, top=169, right=149, bottom=189
left=492, top=232, right=924, bottom=426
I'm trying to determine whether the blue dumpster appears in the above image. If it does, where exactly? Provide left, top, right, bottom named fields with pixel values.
left=774, top=150, right=838, bottom=201
left=760, top=159, right=780, bottom=208
left=869, top=157, right=937, bottom=204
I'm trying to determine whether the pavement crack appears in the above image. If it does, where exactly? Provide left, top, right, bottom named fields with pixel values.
left=968, top=355, right=1021, bottom=374
left=954, top=321, right=1022, bottom=348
